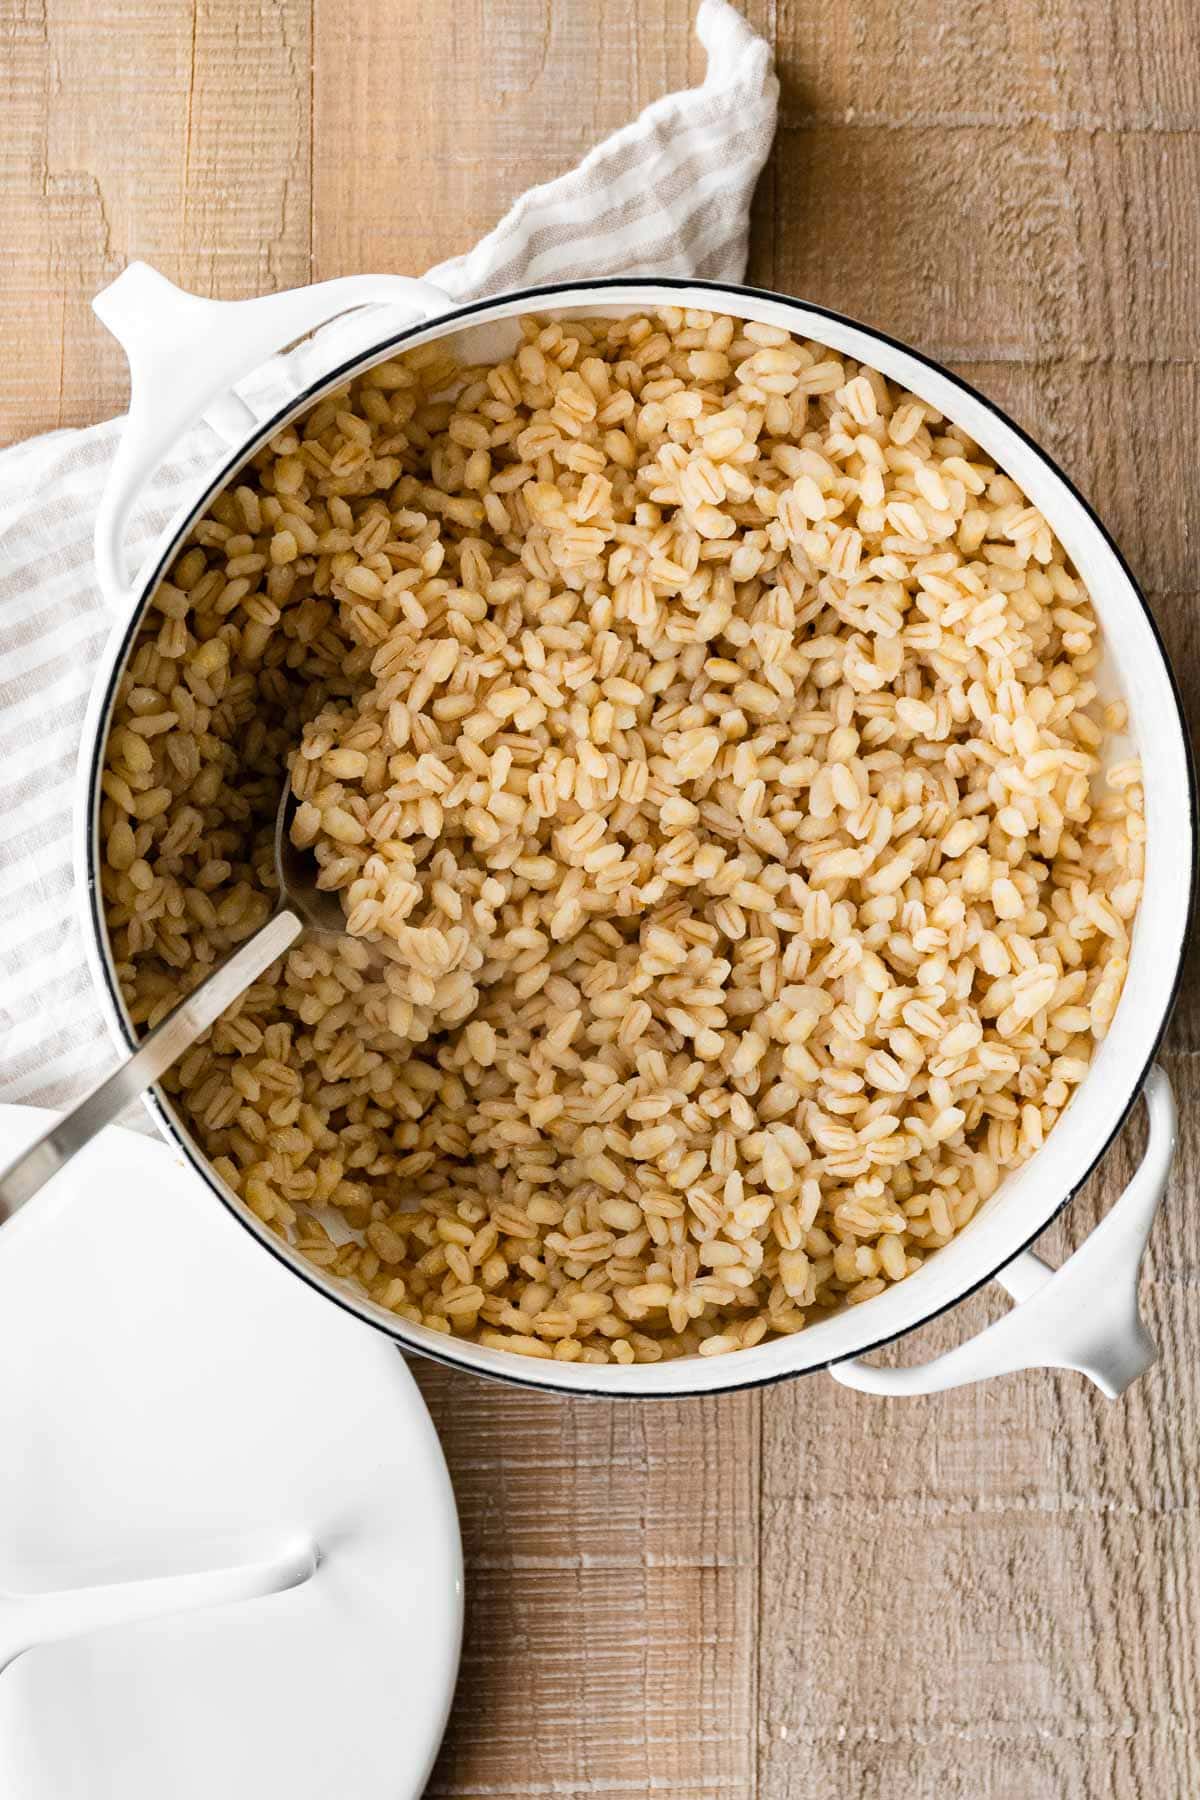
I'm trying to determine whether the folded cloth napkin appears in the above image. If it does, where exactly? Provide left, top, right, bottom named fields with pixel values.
left=0, top=0, right=777, bottom=1110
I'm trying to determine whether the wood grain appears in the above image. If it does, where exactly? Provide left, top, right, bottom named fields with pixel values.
left=769, top=129, right=1200, bottom=366
left=775, top=0, right=1200, bottom=130
left=0, top=0, right=310, bottom=443
left=3, top=0, right=1200, bottom=1795
left=313, top=0, right=698, bottom=282
left=412, top=1369, right=760, bottom=1796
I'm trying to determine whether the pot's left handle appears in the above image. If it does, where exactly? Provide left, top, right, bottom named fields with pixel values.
left=92, top=262, right=453, bottom=610
left=830, top=1065, right=1174, bottom=1401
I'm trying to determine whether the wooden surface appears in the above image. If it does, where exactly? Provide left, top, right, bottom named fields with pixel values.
left=3, top=1, right=1198, bottom=1793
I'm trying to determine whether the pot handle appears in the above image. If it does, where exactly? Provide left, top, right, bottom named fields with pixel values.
left=0, top=1533, right=317, bottom=1673
left=91, top=261, right=453, bottom=610
left=829, top=1064, right=1175, bottom=1400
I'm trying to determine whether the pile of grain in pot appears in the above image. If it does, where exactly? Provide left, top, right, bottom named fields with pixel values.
left=100, top=308, right=1143, bottom=1364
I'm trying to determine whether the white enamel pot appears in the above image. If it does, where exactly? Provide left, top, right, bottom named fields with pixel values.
left=76, top=263, right=1196, bottom=1401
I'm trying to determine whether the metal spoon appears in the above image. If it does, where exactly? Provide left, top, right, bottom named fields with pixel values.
left=0, top=785, right=343, bottom=1224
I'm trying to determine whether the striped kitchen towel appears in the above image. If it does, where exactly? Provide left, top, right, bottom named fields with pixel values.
left=0, top=0, right=777, bottom=1110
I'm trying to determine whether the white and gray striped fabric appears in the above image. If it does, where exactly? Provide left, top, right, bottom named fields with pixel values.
left=0, top=0, right=777, bottom=1110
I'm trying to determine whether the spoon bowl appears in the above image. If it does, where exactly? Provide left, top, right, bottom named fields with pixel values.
left=273, top=787, right=347, bottom=937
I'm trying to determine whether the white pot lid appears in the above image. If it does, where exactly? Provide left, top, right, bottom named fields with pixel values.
left=0, top=1105, right=462, bottom=1799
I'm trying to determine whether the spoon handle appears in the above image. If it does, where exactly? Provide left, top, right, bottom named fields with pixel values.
left=0, top=909, right=303, bottom=1224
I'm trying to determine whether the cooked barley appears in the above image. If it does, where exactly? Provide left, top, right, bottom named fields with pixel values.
left=99, top=308, right=1142, bottom=1365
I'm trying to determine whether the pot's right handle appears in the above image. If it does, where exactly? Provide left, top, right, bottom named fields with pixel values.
left=92, top=262, right=453, bottom=611
left=830, top=1065, right=1175, bottom=1400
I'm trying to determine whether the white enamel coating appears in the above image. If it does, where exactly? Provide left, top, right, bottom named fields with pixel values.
left=0, top=1538, right=317, bottom=1675
left=0, top=1106, right=462, bottom=1799
left=0, top=1540, right=314, bottom=1677
left=78, top=267, right=1193, bottom=1400
left=91, top=262, right=453, bottom=609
